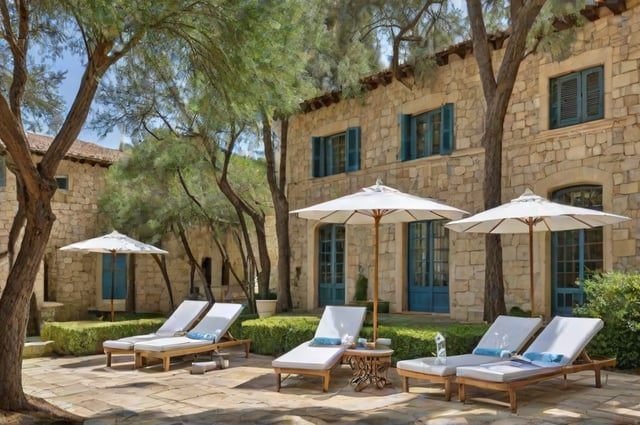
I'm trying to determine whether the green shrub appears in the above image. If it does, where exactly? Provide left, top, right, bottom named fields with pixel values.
left=574, top=271, right=640, bottom=369
left=241, top=316, right=320, bottom=356
left=41, top=319, right=164, bottom=355
left=242, top=315, right=489, bottom=363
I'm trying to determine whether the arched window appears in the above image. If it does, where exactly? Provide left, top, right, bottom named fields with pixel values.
left=551, top=185, right=603, bottom=316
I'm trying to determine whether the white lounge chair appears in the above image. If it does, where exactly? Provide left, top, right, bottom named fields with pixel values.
left=103, top=300, right=209, bottom=367
left=396, top=315, right=543, bottom=400
left=272, top=305, right=367, bottom=392
left=134, top=302, right=251, bottom=372
left=456, top=316, right=615, bottom=413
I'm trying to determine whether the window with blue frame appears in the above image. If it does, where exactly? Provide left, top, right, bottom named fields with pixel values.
left=0, top=156, right=5, bottom=187
left=551, top=185, right=603, bottom=316
left=550, top=66, right=603, bottom=129
left=400, top=103, right=454, bottom=161
left=55, top=175, right=69, bottom=191
left=311, top=127, right=360, bottom=177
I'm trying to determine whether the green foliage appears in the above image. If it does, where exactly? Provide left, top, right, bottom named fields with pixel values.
left=240, top=316, right=320, bottom=356
left=354, top=270, right=368, bottom=301
left=41, top=319, right=164, bottom=356
left=574, top=271, right=640, bottom=369
left=509, top=306, right=530, bottom=317
left=241, top=315, right=489, bottom=364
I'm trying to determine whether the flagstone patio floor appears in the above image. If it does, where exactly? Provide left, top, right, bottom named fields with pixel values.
left=21, top=348, right=640, bottom=424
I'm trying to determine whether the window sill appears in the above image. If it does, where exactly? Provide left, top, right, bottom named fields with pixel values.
left=535, top=118, right=616, bottom=142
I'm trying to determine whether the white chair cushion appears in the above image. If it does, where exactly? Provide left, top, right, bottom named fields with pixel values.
left=456, top=316, right=604, bottom=383
left=272, top=341, right=346, bottom=370
left=397, top=354, right=500, bottom=377
left=395, top=316, right=542, bottom=377
left=135, top=336, right=212, bottom=352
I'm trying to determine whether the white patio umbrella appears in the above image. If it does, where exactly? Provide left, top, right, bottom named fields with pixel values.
left=445, top=189, right=629, bottom=316
left=60, top=230, right=169, bottom=321
left=291, top=180, right=468, bottom=342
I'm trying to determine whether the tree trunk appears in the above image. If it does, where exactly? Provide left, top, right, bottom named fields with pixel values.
left=152, top=254, right=175, bottom=310
left=466, top=0, right=546, bottom=322
left=263, top=117, right=292, bottom=311
left=482, top=112, right=507, bottom=321
left=213, top=130, right=272, bottom=301
left=176, top=223, right=214, bottom=303
left=0, top=202, right=55, bottom=410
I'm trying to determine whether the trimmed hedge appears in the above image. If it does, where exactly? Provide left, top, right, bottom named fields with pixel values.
left=240, top=315, right=490, bottom=363
left=40, top=313, right=490, bottom=364
left=41, top=319, right=164, bottom=355
left=240, top=316, right=320, bottom=355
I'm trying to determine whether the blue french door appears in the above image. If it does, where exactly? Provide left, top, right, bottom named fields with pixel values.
left=102, top=253, right=127, bottom=299
left=408, top=220, right=450, bottom=313
left=551, top=186, right=603, bottom=316
left=318, top=225, right=345, bottom=307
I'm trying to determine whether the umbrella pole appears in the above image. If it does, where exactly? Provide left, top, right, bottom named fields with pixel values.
left=529, top=224, right=534, bottom=317
left=373, top=215, right=381, bottom=343
left=111, top=251, right=116, bottom=322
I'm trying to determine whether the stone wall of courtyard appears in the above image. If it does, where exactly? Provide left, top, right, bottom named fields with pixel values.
left=286, top=1, right=639, bottom=321
left=2, top=137, right=267, bottom=323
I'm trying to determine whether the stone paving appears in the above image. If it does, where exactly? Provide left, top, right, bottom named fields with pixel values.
left=22, top=349, right=640, bottom=425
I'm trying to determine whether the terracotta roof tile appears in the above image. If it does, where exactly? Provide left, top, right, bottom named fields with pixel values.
left=23, top=132, right=122, bottom=166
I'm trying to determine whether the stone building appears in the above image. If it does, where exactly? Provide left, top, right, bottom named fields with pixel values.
left=1, top=133, right=250, bottom=324
left=286, top=0, right=638, bottom=321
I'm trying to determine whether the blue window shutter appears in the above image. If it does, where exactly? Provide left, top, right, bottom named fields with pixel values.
left=0, top=156, right=5, bottom=187
left=102, top=254, right=127, bottom=300
left=346, top=127, right=361, bottom=172
left=582, top=66, right=604, bottom=122
left=400, top=114, right=412, bottom=161
left=311, top=136, right=323, bottom=177
left=556, top=73, right=581, bottom=128
left=441, top=103, right=454, bottom=154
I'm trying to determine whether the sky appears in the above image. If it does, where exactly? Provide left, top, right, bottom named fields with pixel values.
left=56, top=53, right=124, bottom=150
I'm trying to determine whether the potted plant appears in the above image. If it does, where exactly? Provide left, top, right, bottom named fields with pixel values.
left=353, top=267, right=390, bottom=315
left=354, top=270, right=369, bottom=306
left=255, top=290, right=278, bottom=318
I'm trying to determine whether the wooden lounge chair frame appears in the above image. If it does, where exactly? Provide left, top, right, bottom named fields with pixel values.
left=396, top=316, right=543, bottom=400
left=457, top=350, right=616, bottom=413
left=103, top=300, right=210, bottom=367
left=272, top=306, right=367, bottom=392
left=135, top=331, right=251, bottom=372
left=399, top=370, right=457, bottom=401
left=274, top=360, right=340, bottom=392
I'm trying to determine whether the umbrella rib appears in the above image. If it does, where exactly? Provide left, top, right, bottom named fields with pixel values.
left=569, top=215, right=598, bottom=229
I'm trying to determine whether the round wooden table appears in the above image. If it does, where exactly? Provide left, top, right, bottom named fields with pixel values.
left=343, top=348, right=393, bottom=391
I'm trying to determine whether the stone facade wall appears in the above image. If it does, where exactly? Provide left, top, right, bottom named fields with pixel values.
left=286, top=2, right=639, bottom=321
left=2, top=146, right=264, bottom=322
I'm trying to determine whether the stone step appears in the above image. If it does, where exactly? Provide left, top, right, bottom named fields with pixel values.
left=23, top=339, right=54, bottom=359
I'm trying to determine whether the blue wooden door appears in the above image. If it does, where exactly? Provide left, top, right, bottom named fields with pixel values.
left=102, top=253, right=127, bottom=299
left=318, top=225, right=345, bottom=307
left=408, top=221, right=450, bottom=313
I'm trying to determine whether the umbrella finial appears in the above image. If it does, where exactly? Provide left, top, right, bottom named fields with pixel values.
left=375, top=178, right=383, bottom=187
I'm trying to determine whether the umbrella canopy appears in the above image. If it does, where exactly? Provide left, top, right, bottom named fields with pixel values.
left=291, top=181, right=468, bottom=342
left=445, top=189, right=629, bottom=315
left=60, top=230, right=168, bottom=321
left=60, top=230, right=169, bottom=255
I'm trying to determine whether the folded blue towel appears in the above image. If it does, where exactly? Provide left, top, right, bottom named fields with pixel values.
left=472, top=348, right=512, bottom=358
left=311, top=337, right=342, bottom=346
left=187, top=331, right=216, bottom=341
left=523, top=351, right=565, bottom=363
